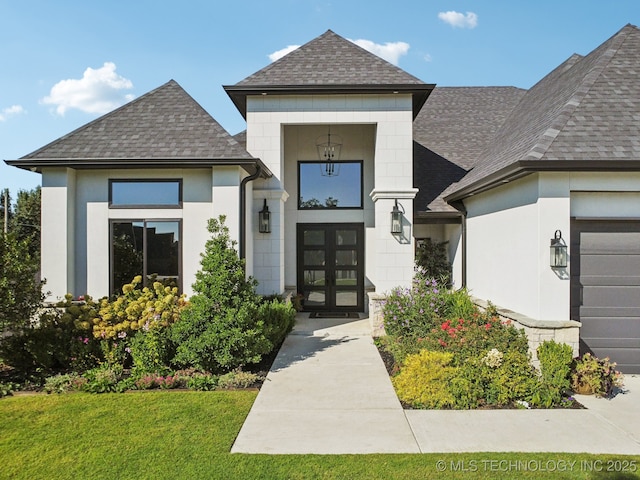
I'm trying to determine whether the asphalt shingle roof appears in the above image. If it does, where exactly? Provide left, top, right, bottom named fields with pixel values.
left=413, top=87, right=526, bottom=214
left=448, top=24, right=640, bottom=200
left=18, top=80, right=253, bottom=162
left=235, top=30, right=425, bottom=86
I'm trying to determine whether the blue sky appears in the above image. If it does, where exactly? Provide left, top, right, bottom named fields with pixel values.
left=2, top=1, right=640, bottom=196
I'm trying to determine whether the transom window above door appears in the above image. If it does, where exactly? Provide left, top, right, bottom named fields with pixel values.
left=109, top=179, right=182, bottom=208
left=298, top=161, right=363, bottom=209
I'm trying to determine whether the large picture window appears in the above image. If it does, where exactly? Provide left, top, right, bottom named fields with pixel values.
left=298, top=161, right=363, bottom=209
left=111, top=220, right=181, bottom=294
left=110, top=180, right=182, bottom=208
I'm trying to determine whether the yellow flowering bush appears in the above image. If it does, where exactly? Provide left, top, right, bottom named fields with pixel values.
left=93, top=276, right=187, bottom=340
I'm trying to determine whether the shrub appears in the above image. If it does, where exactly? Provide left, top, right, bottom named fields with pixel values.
left=257, top=299, right=296, bottom=347
left=382, top=276, right=450, bottom=338
left=0, top=230, right=44, bottom=332
left=185, top=372, right=218, bottom=391
left=171, top=217, right=281, bottom=373
left=571, top=353, right=624, bottom=397
left=392, top=350, right=457, bottom=408
left=415, top=239, right=451, bottom=285
left=82, top=365, right=123, bottom=394
left=421, top=311, right=529, bottom=366
left=217, top=370, right=261, bottom=389
left=531, top=341, right=573, bottom=407
left=0, top=381, right=17, bottom=398
left=43, top=373, right=86, bottom=394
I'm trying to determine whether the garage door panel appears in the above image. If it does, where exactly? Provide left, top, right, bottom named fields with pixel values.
left=580, top=317, right=640, bottom=344
left=579, top=255, right=640, bottom=276
left=581, top=285, right=640, bottom=307
left=579, top=232, right=640, bottom=254
left=571, top=220, right=640, bottom=374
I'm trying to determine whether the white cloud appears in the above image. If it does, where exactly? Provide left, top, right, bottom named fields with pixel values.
left=268, top=37, right=410, bottom=66
left=0, top=104, right=26, bottom=122
left=423, top=53, right=433, bottom=62
left=349, top=38, right=409, bottom=65
left=41, top=62, right=134, bottom=116
left=269, top=45, right=301, bottom=62
left=438, top=11, right=478, bottom=29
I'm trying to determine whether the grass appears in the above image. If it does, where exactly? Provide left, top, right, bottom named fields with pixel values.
left=1, top=391, right=639, bottom=479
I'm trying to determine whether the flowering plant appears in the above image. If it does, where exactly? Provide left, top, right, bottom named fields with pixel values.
left=571, top=353, right=624, bottom=397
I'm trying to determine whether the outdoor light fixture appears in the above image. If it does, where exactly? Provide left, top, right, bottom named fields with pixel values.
left=316, top=126, right=342, bottom=177
left=258, top=199, right=271, bottom=233
left=391, top=199, right=403, bottom=234
left=550, top=229, right=567, bottom=268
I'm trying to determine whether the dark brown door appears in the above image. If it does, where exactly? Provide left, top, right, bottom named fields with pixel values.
left=571, top=219, right=640, bottom=373
left=297, top=223, right=364, bottom=312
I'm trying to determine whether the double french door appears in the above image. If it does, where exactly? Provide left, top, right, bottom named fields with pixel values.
left=297, top=223, right=364, bottom=312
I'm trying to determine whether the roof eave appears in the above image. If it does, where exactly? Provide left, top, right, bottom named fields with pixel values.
left=223, top=84, right=435, bottom=120
left=445, top=159, right=640, bottom=202
left=414, top=211, right=463, bottom=224
left=4, top=157, right=273, bottom=178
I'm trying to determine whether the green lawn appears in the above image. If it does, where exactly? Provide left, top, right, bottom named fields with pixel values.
left=1, top=391, right=638, bottom=479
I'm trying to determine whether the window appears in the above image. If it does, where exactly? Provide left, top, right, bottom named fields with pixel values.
left=110, top=180, right=181, bottom=208
left=111, top=220, right=181, bottom=294
left=298, top=161, right=363, bottom=209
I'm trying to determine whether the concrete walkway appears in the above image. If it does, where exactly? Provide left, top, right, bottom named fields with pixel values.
left=232, top=314, right=640, bottom=455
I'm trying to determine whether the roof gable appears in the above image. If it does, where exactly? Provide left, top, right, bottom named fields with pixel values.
left=224, top=30, right=434, bottom=119
left=235, top=30, right=425, bottom=86
left=448, top=24, right=640, bottom=199
left=20, top=80, right=252, bottom=162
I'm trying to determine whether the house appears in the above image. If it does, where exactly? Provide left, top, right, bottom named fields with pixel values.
left=6, top=25, right=640, bottom=373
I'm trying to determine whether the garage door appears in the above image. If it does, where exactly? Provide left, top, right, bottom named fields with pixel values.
left=570, top=220, right=640, bottom=374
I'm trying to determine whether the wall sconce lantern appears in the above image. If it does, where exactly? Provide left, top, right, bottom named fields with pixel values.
left=550, top=229, right=567, bottom=268
left=391, top=199, right=403, bottom=234
left=259, top=199, right=271, bottom=233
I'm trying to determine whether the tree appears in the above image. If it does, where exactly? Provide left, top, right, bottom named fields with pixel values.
left=10, top=187, right=41, bottom=260
left=171, top=216, right=271, bottom=372
left=0, top=231, right=44, bottom=331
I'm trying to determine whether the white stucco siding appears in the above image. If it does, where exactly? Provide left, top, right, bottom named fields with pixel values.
left=41, top=168, right=76, bottom=302
left=465, top=175, right=545, bottom=319
left=246, top=94, right=417, bottom=297
left=464, top=171, right=640, bottom=322
left=74, top=168, right=216, bottom=299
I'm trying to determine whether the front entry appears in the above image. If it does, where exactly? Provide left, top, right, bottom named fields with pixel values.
left=297, top=223, right=364, bottom=312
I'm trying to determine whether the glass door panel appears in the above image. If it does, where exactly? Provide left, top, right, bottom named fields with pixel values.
left=297, top=224, right=364, bottom=312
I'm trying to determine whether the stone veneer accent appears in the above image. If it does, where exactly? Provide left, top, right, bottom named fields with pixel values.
left=367, top=292, right=581, bottom=369
left=473, top=298, right=581, bottom=368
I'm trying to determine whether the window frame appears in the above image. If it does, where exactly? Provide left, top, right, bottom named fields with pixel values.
left=297, top=160, right=364, bottom=210
left=109, top=218, right=183, bottom=295
left=109, top=179, right=183, bottom=209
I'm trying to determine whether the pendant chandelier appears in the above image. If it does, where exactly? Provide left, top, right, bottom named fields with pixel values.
left=316, top=126, right=342, bottom=177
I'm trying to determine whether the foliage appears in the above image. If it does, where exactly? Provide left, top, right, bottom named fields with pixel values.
left=415, top=239, right=451, bottom=285
left=382, top=276, right=450, bottom=338
left=450, top=350, right=538, bottom=409
left=0, top=230, right=44, bottom=332
left=217, top=370, right=261, bottom=389
left=134, top=372, right=182, bottom=390
left=185, top=372, right=218, bottom=391
left=571, top=352, right=624, bottom=397
left=421, top=311, right=529, bottom=366
left=392, top=350, right=457, bottom=408
left=81, top=365, right=123, bottom=394
left=9, top=187, right=41, bottom=260
left=172, top=216, right=284, bottom=373
left=257, top=298, right=296, bottom=347
left=531, top=341, right=574, bottom=407
left=0, top=381, right=17, bottom=398
left=0, top=307, right=97, bottom=381
left=43, top=373, right=86, bottom=394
